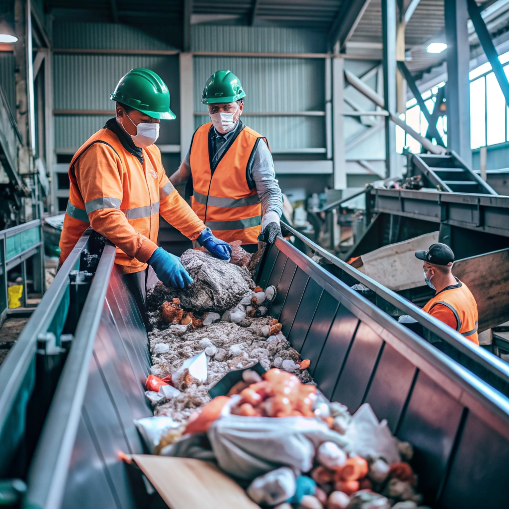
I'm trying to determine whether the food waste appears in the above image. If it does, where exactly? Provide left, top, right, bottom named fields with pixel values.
left=138, top=248, right=430, bottom=509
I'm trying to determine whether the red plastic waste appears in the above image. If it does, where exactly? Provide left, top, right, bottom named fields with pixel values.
left=145, top=374, right=168, bottom=392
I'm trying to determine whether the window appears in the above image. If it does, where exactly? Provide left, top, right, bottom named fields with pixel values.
left=397, top=49, right=509, bottom=153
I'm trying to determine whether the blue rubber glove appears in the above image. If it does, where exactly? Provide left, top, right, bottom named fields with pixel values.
left=148, top=247, right=193, bottom=289
left=197, top=228, right=232, bottom=261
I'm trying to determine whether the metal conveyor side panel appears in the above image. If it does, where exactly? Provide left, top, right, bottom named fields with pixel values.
left=59, top=265, right=153, bottom=509
left=260, top=238, right=509, bottom=509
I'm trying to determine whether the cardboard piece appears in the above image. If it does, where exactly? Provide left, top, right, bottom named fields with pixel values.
left=453, top=248, right=509, bottom=332
left=131, top=455, right=260, bottom=509
left=351, top=232, right=439, bottom=291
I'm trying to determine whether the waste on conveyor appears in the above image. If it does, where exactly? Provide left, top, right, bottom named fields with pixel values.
left=133, top=244, right=430, bottom=509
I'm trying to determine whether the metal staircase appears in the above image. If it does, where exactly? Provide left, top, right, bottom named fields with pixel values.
left=410, top=151, right=498, bottom=195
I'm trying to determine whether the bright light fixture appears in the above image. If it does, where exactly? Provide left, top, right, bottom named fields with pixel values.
left=427, top=42, right=447, bottom=54
left=0, top=34, right=17, bottom=43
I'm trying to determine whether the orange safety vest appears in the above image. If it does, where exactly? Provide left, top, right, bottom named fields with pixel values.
left=189, top=122, right=266, bottom=245
left=423, top=279, right=479, bottom=345
left=59, top=127, right=205, bottom=272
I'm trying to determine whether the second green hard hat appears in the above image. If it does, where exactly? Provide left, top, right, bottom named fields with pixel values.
left=202, top=70, right=246, bottom=104
left=111, top=68, right=176, bottom=120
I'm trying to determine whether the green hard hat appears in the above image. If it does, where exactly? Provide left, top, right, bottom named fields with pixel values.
left=202, top=70, right=246, bottom=104
left=111, top=68, right=176, bottom=120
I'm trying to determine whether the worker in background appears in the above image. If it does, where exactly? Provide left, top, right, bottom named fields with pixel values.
left=170, top=70, right=283, bottom=252
left=59, top=68, right=232, bottom=292
left=415, top=243, right=479, bottom=345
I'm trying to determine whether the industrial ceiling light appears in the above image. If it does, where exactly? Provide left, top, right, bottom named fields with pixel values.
left=0, top=5, right=17, bottom=44
left=0, top=34, right=17, bottom=43
left=427, top=42, right=447, bottom=54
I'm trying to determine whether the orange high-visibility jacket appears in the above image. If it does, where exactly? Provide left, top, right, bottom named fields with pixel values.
left=59, top=127, right=206, bottom=273
left=189, top=122, right=266, bottom=245
left=423, top=279, right=479, bottom=345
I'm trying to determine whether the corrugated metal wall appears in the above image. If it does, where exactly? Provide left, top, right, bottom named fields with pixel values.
left=54, top=54, right=180, bottom=149
left=53, top=22, right=181, bottom=151
left=191, top=25, right=326, bottom=53
left=54, top=21, right=177, bottom=50
left=192, top=25, right=326, bottom=153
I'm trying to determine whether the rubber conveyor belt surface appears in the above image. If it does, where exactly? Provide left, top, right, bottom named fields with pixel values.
left=18, top=236, right=509, bottom=509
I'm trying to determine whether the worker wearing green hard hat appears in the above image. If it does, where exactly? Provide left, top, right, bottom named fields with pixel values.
left=171, top=70, right=283, bottom=250
left=110, top=67, right=176, bottom=120
left=60, top=68, right=232, bottom=295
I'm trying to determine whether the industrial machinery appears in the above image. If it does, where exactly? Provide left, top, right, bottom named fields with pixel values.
left=0, top=231, right=508, bottom=509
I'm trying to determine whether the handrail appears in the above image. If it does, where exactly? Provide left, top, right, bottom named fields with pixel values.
left=283, top=223, right=509, bottom=395
left=310, top=186, right=372, bottom=213
left=0, top=230, right=90, bottom=473
left=274, top=236, right=509, bottom=439
left=24, top=243, right=116, bottom=509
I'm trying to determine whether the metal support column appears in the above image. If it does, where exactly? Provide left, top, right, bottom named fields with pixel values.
left=332, top=57, right=346, bottom=189
left=396, top=0, right=406, bottom=114
left=325, top=56, right=332, bottom=160
left=445, top=0, right=471, bottom=167
left=179, top=53, right=194, bottom=163
left=183, top=0, right=193, bottom=53
left=382, top=0, right=397, bottom=177
left=43, top=47, right=55, bottom=213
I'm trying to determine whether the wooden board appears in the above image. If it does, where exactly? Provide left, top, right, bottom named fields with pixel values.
left=354, top=232, right=439, bottom=291
left=453, top=248, right=509, bottom=332
left=131, top=455, right=260, bottom=509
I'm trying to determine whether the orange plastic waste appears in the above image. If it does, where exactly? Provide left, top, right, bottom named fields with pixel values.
left=335, top=456, right=369, bottom=482
left=184, top=396, right=231, bottom=435
left=334, top=480, right=359, bottom=495
left=145, top=375, right=168, bottom=392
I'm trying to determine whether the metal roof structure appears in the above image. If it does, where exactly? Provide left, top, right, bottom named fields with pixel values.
left=44, top=0, right=509, bottom=79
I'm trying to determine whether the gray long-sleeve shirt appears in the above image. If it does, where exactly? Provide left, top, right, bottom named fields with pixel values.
left=171, top=122, right=283, bottom=217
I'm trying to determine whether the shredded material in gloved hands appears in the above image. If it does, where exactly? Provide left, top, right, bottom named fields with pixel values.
left=147, top=249, right=254, bottom=314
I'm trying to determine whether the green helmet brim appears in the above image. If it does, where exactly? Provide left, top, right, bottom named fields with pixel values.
left=137, top=107, right=176, bottom=120
left=201, top=91, right=246, bottom=105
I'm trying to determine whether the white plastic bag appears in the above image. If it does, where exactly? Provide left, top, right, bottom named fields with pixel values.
left=207, top=414, right=348, bottom=480
left=343, top=403, right=400, bottom=464
left=134, top=416, right=183, bottom=454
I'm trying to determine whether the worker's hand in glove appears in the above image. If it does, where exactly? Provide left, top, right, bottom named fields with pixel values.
left=197, top=227, right=232, bottom=261
left=148, top=247, right=193, bottom=289
left=258, top=211, right=281, bottom=245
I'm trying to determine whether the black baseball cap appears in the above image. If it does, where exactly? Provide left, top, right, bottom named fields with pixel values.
left=415, top=243, right=454, bottom=266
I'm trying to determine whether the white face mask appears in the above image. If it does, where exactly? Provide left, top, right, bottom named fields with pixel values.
left=118, top=111, right=160, bottom=148
left=210, top=105, right=239, bottom=133
left=424, top=270, right=435, bottom=290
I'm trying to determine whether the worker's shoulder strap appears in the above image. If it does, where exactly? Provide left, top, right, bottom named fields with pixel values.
left=70, top=140, right=121, bottom=178
left=429, top=301, right=462, bottom=332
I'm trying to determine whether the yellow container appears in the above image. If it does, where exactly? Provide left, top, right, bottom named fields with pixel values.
left=8, top=284, right=23, bottom=309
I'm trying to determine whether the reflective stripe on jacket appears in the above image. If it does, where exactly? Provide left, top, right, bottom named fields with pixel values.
left=59, top=128, right=206, bottom=273
left=189, top=122, right=265, bottom=245
left=423, top=279, right=479, bottom=345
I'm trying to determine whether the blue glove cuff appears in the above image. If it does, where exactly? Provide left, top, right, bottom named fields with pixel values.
left=148, top=247, right=164, bottom=265
left=197, top=227, right=212, bottom=246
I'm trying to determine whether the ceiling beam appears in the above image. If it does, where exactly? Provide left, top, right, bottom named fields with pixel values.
left=404, top=0, right=421, bottom=23
left=110, top=0, right=119, bottom=23
left=250, top=0, right=261, bottom=26
left=33, top=49, right=45, bottom=79
left=329, top=0, right=372, bottom=52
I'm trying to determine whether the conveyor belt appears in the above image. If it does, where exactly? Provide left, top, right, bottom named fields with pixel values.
left=1, top=233, right=509, bottom=508
left=371, top=188, right=509, bottom=239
